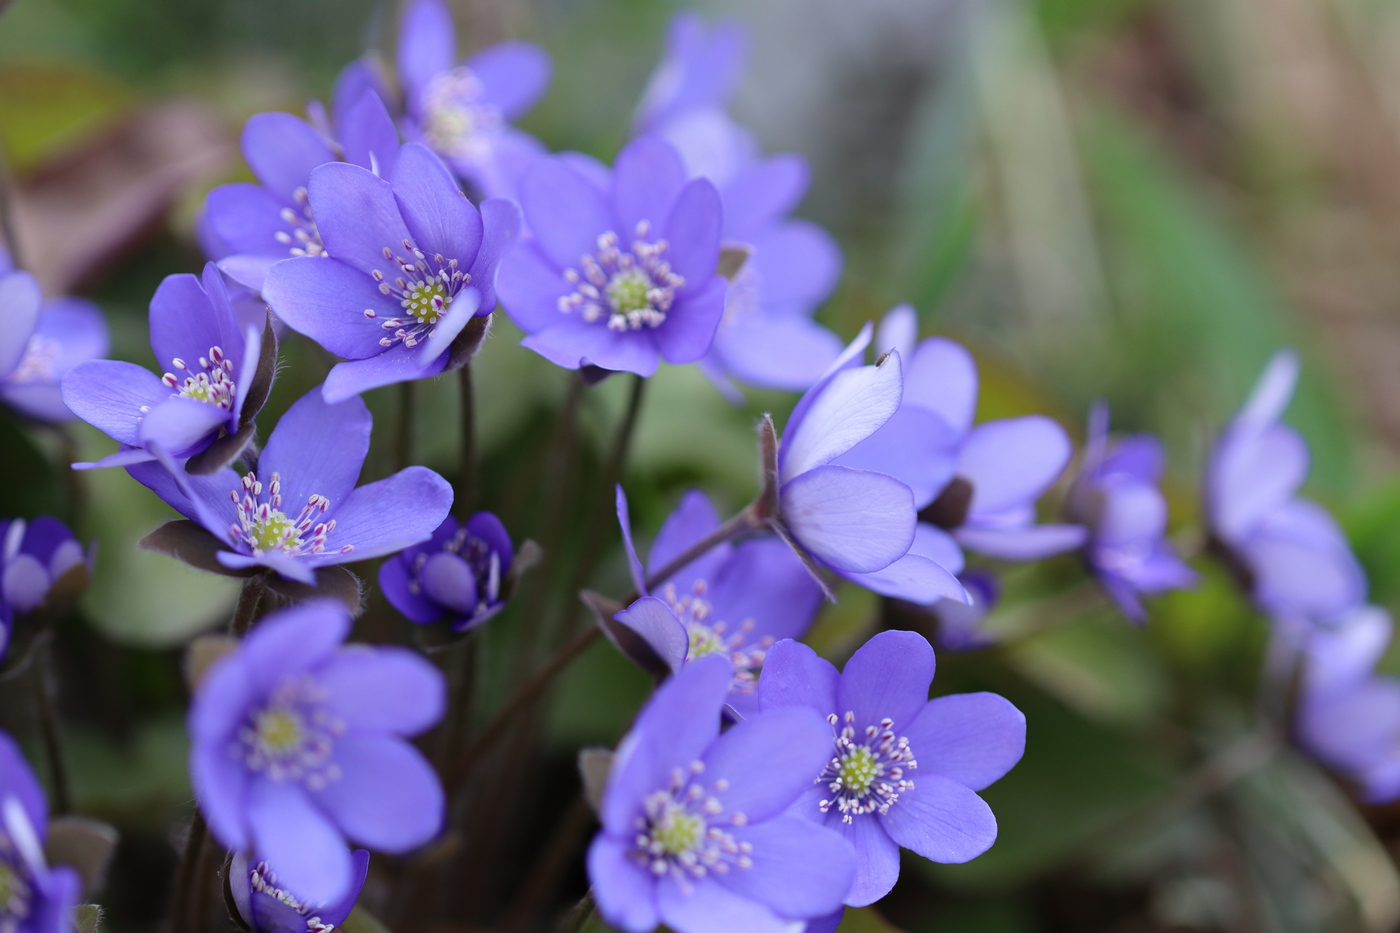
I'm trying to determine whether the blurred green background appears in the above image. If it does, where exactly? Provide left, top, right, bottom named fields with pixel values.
left=7, top=0, right=1400, bottom=930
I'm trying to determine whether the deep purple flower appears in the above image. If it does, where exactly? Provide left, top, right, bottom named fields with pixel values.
left=588, top=654, right=856, bottom=933
left=611, top=488, right=822, bottom=716
left=1205, top=351, right=1366, bottom=627
left=263, top=142, right=520, bottom=401
left=62, top=263, right=268, bottom=472
left=0, top=253, right=108, bottom=424
left=759, top=630, right=1025, bottom=906
left=0, top=729, right=80, bottom=933
left=634, top=13, right=841, bottom=396
left=202, top=86, right=400, bottom=293
left=379, top=512, right=513, bottom=632
left=844, top=306, right=1086, bottom=565
left=496, top=135, right=727, bottom=377
left=1066, top=404, right=1197, bottom=623
left=228, top=849, right=369, bottom=933
left=396, top=0, right=550, bottom=201
left=1296, top=606, right=1400, bottom=802
left=190, top=601, right=445, bottom=904
left=126, top=387, right=453, bottom=584
left=1, top=516, right=89, bottom=620
left=771, top=323, right=967, bottom=604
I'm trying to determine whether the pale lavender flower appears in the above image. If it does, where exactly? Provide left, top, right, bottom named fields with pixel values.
left=228, top=849, right=369, bottom=933
left=0, top=729, right=80, bottom=933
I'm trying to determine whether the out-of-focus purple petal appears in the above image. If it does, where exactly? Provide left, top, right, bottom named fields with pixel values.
left=1306, top=605, right=1394, bottom=697
left=1238, top=349, right=1299, bottom=428
left=647, top=489, right=727, bottom=592
left=380, top=556, right=443, bottom=624
left=701, top=707, right=830, bottom=822
left=1209, top=423, right=1309, bottom=541
left=521, top=319, right=660, bottom=376
left=712, top=314, right=843, bottom=392
left=707, top=538, right=822, bottom=644
left=654, top=277, right=725, bottom=365
left=319, top=648, right=445, bottom=736
left=904, top=337, right=977, bottom=436
left=758, top=638, right=839, bottom=718
left=520, top=159, right=614, bottom=271
left=0, top=271, right=43, bottom=378
left=247, top=777, right=352, bottom=906
left=613, top=136, right=688, bottom=242
left=242, top=113, right=336, bottom=202
left=955, top=523, right=1087, bottom=561
left=314, top=734, right=443, bottom=851
left=497, top=241, right=570, bottom=334
left=876, top=304, right=917, bottom=361
left=470, top=198, right=522, bottom=313
left=958, top=416, right=1072, bottom=517
left=834, top=406, right=960, bottom=510
left=656, top=876, right=790, bottom=933
left=718, top=154, right=808, bottom=240
left=660, top=177, right=722, bottom=291
left=746, top=220, right=841, bottom=311
left=589, top=835, right=660, bottom=933
left=717, top=817, right=855, bottom=919
left=339, top=90, right=400, bottom=176
left=467, top=41, right=551, bottom=119
left=397, top=0, right=456, bottom=107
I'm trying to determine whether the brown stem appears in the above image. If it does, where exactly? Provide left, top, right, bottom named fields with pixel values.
left=229, top=574, right=268, bottom=637
left=559, top=890, right=596, bottom=933
left=168, top=811, right=208, bottom=933
left=457, top=362, right=477, bottom=516
left=396, top=380, right=416, bottom=472
left=33, top=631, right=71, bottom=815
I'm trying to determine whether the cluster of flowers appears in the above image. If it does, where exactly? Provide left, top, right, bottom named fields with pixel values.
left=0, top=3, right=1391, bottom=932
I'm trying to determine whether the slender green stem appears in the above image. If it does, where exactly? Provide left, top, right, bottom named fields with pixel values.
left=33, top=631, right=71, bottom=815
left=561, top=890, right=597, bottom=933
left=457, top=362, right=477, bottom=516
left=396, top=380, right=416, bottom=472
left=229, top=574, right=268, bottom=637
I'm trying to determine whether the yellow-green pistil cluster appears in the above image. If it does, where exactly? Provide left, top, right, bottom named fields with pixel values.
left=817, top=712, right=917, bottom=823
left=634, top=761, right=753, bottom=880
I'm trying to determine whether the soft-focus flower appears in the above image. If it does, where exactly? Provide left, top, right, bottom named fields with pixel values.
left=0, top=251, right=108, bottom=424
left=228, top=849, right=369, bottom=933
left=928, top=571, right=1000, bottom=653
left=497, top=135, right=726, bottom=377
left=610, top=488, right=822, bottom=716
left=396, top=0, right=550, bottom=200
left=770, top=323, right=967, bottom=604
left=263, top=142, right=519, bottom=401
left=1296, top=606, right=1400, bottom=802
left=202, top=86, right=400, bottom=293
left=127, top=387, right=453, bottom=584
left=379, top=512, right=513, bottom=632
left=63, top=263, right=268, bottom=473
left=759, top=630, right=1025, bottom=906
left=633, top=12, right=841, bottom=396
left=0, top=517, right=89, bottom=620
left=1065, top=404, right=1197, bottom=623
left=845, top=306, right=1086, bottom=565
left=0, top=729, right=81, bottom=933
left=1205, top=350, right=1366, bottom=627
left=190, top=601, right=445, bottom=905
left=587, top=654, right=856, bottom=933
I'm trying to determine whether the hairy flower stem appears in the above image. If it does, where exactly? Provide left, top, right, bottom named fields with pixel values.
left=457, top=362, right=477, bottom=516
left=33, top=631, right=71, bottom=815
left=229, top=573, right=268, bottom=637
left=396, top=380, right=416, bottom=472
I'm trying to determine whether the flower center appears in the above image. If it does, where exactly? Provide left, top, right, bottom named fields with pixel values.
left=0, top=856, right=32, bottom=930
left=817, top=712, right=917, bottom=822
left=631, top=760, right=752, bottom=885
left=421, top=68, right=504, bottom=162
left=273, top=187, right=324, bottom=259
left=162, top=345, right=237, bottom=410
left=558, top=222, right=685, bottom=332
left=7, top=335, right=59, bottom=384
left=249, top=861, right=338, bottom=933
left=662, top=581, right=771, bottom=695
left=236, top=677, right=344, bottom=789
left=364, top=240, right=472, bottom=351
left=229, top=471, right=352, bottom=559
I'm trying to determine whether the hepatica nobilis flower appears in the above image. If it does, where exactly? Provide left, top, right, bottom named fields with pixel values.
left=379, top=512, right=513, bottom=632
left=759, top=630, right=1025, bottom=906
left=396, top=0, right=550, bottom=200
left=128, top=387, right=453, bottom=584
left=263, top=142, right=520, bottom=402
left=0, top=251, right=108, bottom=424
left=588, top=655, right=856, bottom=933
left=0, top=516, right=90, bottom=629
left=1205, top=350, right=1366, bottom=627
left=847, top=306, right=1086, bottom=566
left=610, top=488, right=822, bottom=717
left=229, top=848, right=369, bottom=933
left=497, top=134, right=726, bottom=377
left=191, top=601, right=445, bottom=905
left=202, top=85, right=401, bottom=293
left=768, top=323, right=967, bottom=604
left=63, top=263, right=271, bottom=474
left=1065, top=404, right=1197, bottom=623
left=0, top=730, right=80, bottom=933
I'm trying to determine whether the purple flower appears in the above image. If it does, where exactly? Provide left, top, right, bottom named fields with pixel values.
left=1, top=516, right=89, bottom=619
left=633, top=13, right=842, bottom=396
left=771, top=323, right=967, bottom=604
left=0, top=254, right=108, bottom=424
left=228, top=849, right=369, bottom=933
left=1296, top=606, right=1400, bottom=802
left=379, top=512, right=513, bottom=632
left=62, top=263, right=269, bottom=473
left=610, top=488, right=822, bottom=717
left=202, top=86, right=400, bottom=293
left=126, top=387, right=453, bottom=584
left=1205, top=351, right=1366, bottom=627
left=1065, top=404, right=1197, bottom=623
left=928, top=571, right=1000, bottom=653
left=759, top=630, right=1025, bottom=906
left=262, top=142, right=520, bottom=401
left=496, top=135, right=727, bottom=377
left=0, top=729, right=81, bottom=933
left=396, top=0, right=550, bottom=201
left=190, top=601, right=445, bottom=905
left=587, top=654, right=856, bottom=933
left=845, top=306, right=1087, bottom=565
